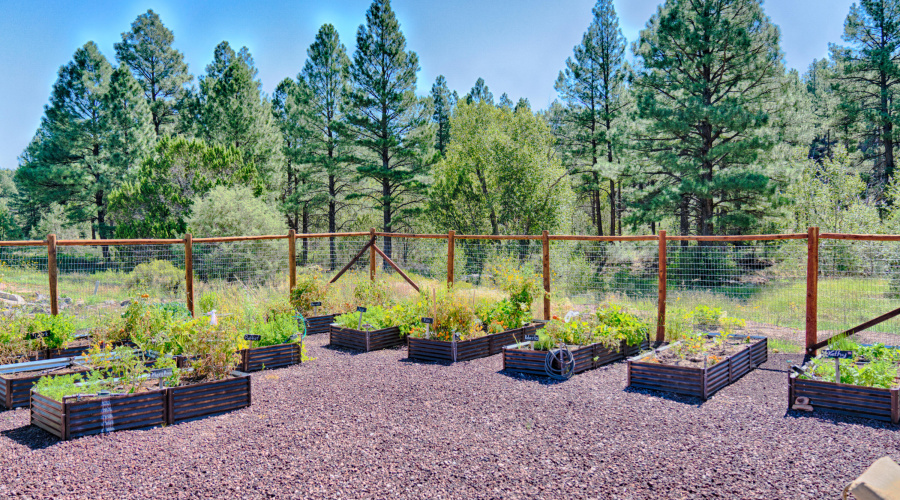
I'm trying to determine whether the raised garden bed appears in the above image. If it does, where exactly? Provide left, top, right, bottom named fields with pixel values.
left=503, top=339, right=649, bottom=378
left=237, top=342, right=303, bottom=372
left=0, top=358, right=89, bottom=409
left=31, top=389, right=167, bottom=440
left=30, top=374, right=252, bottom=440
left=627, top=334, right=767, bottom=399
left=305, top=314, right=336, bottom=336
left=408, top=324, right=543, bottom=363
left=330, top=324, right=404, bottom=352
left=166, top=375, right=251, bottom=424
left=789, top=373, right=899, bottom=423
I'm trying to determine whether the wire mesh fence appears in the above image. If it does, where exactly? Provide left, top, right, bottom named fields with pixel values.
left=0, top=245, right=50, bottom=300
left=818, top=239, right=900, bottom=345
left=1, top=232, right=898, bottom=352
left=664, top=240, right=807, bottom=345
left=57, top=244, right=187, bottom=308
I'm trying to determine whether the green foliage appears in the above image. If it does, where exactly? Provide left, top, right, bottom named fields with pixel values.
left=344, top=0, right=431, bottom=250
left=188, top=185, right=286, bottom=282
left=86, top=345, right=151, bottom=395
left=110, top=137, right=251, bottom=238
left=246, top=312, right=300, bottom=347
left=126, top=260, right=183, bottom=294
left=335, top=306, right=397, bottom=331
left=33, top=372, right=105, bottom=402
left=431, top=75, right=456, bottom=156
left=114, top=9, right=192, bottom=137
left=290, top=271, right=330, bottom=315
left=427, top=101, right=573, bottom=236
left=631, top=0, right=783, bottom=235
left=22, top=313, right=76, bottom=350
left=537, top=305, right=647, bottom=350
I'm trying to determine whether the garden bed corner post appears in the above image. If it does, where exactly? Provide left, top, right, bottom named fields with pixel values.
left=447, top=230, right=455, bottom=288
left=656, top=230, right=666, bottom=343
left=806, top=226, right=819, bottom=356
left=47, top=233, right=58, bottom=316
left=288, top=229, right=296, bottom=291
left=542, top=230, right=550, bottom=320
left=185, top=233, right=194, bottom=318
left=369, top=228, right=376, bottom=282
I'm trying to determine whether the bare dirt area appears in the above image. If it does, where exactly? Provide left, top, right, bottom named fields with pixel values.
left=0, top=334, right=896, bottom=499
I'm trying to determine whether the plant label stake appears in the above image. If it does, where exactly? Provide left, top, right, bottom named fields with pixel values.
left=357, top=306, right=367, bottom=331
left=244, top=334, right=261, bottom=349
left=30, top=330, right=50, bottom=340
left=150, top=368, right=173, bottom=389
left=824, top=350, right=851, bottom=384
left=422, top=317, right=433, bottom=339
left=451, top=331, right=460, bottom=362
left=311, top=301, right=322, bottom=316
left=524, top=333, right=540, bottom=348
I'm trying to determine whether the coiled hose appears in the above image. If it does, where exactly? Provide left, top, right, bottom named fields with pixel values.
left=545, top=345, right=575, bottom=380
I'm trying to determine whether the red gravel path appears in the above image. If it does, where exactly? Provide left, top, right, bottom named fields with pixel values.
left=0, top=334, right=894, bottom=499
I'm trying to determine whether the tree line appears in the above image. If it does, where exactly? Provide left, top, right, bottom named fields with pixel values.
left=3, top=0, right=900, bottom=266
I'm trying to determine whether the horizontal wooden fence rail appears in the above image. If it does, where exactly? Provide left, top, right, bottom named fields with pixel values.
left=5, top=228, right=900, bottom=356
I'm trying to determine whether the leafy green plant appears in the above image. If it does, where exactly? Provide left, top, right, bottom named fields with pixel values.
left=334, top=306, right=397, bottom=331
left=126, top=260, right=183, bottom=294
left=85, top=345, right=150, bottom=395
left=290, top=271, right=330, bottom=316
left=246, top=312, right=300, bottom=347
left=32, top=372, right=105, bottom=402
left=22, top=313, right=75, bottom=349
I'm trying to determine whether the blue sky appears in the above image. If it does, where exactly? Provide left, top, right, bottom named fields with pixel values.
left=0, top=0, right=854, bottom=170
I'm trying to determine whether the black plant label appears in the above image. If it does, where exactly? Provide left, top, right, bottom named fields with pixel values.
left=150, top=368, right=173, bottom=379
left=30, top=330, right=50, bottom=339
left=244, top=334, right=262, bottom=341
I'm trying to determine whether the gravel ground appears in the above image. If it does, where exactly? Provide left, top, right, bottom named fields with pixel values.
left=0, top=334, right=895, bottom=499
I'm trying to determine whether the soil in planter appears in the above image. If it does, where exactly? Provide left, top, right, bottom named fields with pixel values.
left=647, top=337, right=755, bottom=368
left=2, top=366, right=86, bottom=380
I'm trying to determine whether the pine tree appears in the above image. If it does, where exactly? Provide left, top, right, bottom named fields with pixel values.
left=114, top=9, right=192, bottom=136
left=103, top=66, right=156, bottom=180
left=302, top=24, right=353, bottom=270
left=194, top=43, right=282, bottom=188
left=554, top=0, right=627, bottom=237
left=344, top=0, right=429, bottom=264
left=830, top=0, right=900, bottom=190
left=431, top=75, right=455, bottom=156
left=272, top=77, right=326, bottom=264
left=631, top=0, right=782, bottom=236
left=16, top=42, right=125, bottom=247
left=466, top=77, right=494, bottom=105
left=498, top=93, right=514, bottom=109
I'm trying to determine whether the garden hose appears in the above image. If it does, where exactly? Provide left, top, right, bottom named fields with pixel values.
left=545, top=345, right=575, bottom=380
left=294, top=311, right=307, bottom=340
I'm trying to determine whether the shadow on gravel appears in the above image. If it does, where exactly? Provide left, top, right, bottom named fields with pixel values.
left=783, top=409, right=897, bottom=430
left=1, top=425, right=59, bottom=450
left=495, top=369, right=568, bottom=386
left=622, top=386, right=704, bottom=407
left=397, top=357, right=452, bottom=367
left=318, top=344, right=406, bottom=356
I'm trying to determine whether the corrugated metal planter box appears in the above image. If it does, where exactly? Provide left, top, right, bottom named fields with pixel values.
left=237, top=342, right=303, bottom=372
left=305, top=314, right=336, bottom=336
left=408, top=324, right=545, bottom=364
left=31, top=374, right=252, bottom=440
left=503, top=339, right=648, bottom=377
left=330, top=325, right=404, bottom=352
left=789, top=371, right=900, bottom=424
left=627, top=334, right=767, bottom=399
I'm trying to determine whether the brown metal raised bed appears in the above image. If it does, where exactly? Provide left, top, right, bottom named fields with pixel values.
left=305, top=314, right=336, bottom=335
left=503, top=339, right=649, bottom=377
left=789, top=372, right=900, bottom=424
left=329, top=324, right=404, bottom=352
left=0, top=366, right=89, bottom=409
left=31, top=389, right=167, bottom=440
left=237, top=342, right=303, bottom=372
left=627, top=334, right=767, bottom=399
left=166, top=375, right=251, bottom=424
left=30, top=374, right=252, bottom=440
left=408, top=324, right=544, bottom=363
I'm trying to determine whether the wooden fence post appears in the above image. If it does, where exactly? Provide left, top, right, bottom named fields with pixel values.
left=47, top=234, right=58, bottom=316
left=288, top=229, right=296, bottom=291
left=185, top=233, right=194, bottom=318
left=369, top=228, right=376, bottom=281
left=447, top=230, right=455, bottom=288
left=656, top=230, right=667, bottom=343
left=806, top=226, right=819, bottom=355
left=542, top=230, right=550, bottom=320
